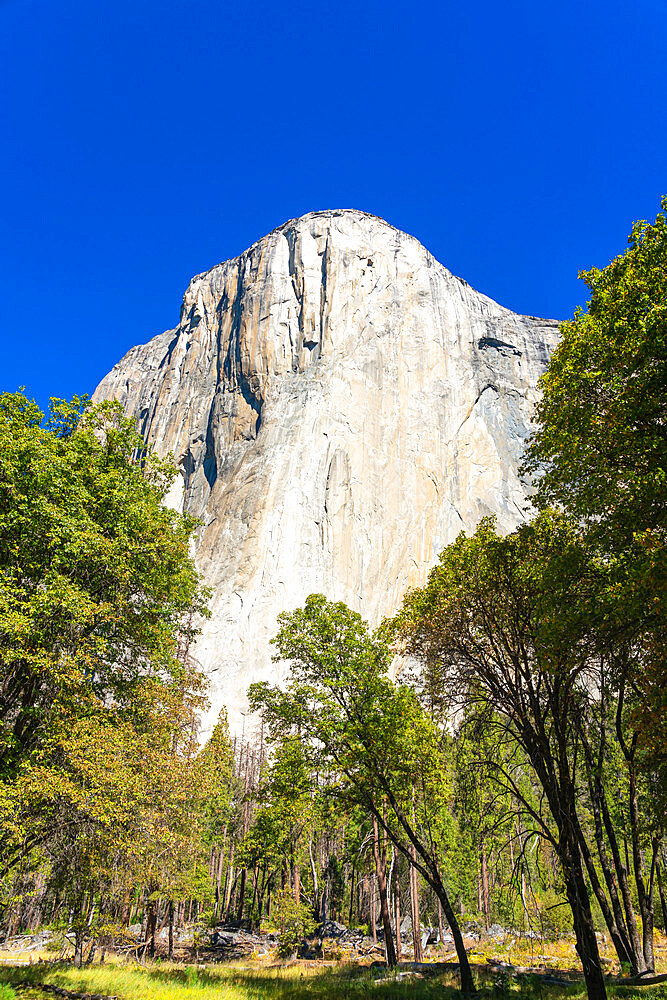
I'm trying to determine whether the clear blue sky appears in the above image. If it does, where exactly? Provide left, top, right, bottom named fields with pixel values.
left=2, top=0, right=665, bottom=411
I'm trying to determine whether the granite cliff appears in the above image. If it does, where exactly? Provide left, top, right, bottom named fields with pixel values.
left=94, top=210, right=560, bottom=731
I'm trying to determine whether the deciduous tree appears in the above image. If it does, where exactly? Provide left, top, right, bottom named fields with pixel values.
left=249, top=594, right=476, bottom=993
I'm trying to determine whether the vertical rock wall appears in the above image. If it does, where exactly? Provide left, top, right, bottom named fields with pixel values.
left=94, top=209, right=560, bottom=731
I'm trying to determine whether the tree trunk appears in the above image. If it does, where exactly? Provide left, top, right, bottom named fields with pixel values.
left=72, top=907, right=85, bottom=970
left=236, top=868, right=247, bottom=924
left=432, top=876, right=476, bottom=995
left=320, top=875, right=328, bottom=926
left=394, top=879, right=402, bottom=961
left=255, top=877, right=266, bottom=928
left=599, top=781, right=646, bottom=973
left=559, top=833, right=607, bottom=1000
left=618, top=714, right=655, bottom=972
left=576, top=811, right=633, bottom=969
left=585, top=766, right=635, bottom=970
left=84, top=900, right=97, bottom=965
left=657, top=863, right=667, bottom=933
left=146, top=900, right=157, bottom=959
left=372, top=813, right=397, bottom=968
left=409, top=848, right=423, bottom=962
left=522, top=719, right=607, bottom=1000
left=168, top=901, right=174, bottom=961
left=480, top=841, right=490, bottom=930
left=293, top=856, right=300, bottom=905
left=74, top=930, right=84, bottom=969
left=138, top=891, right=149, bottom=961
left=224, top=840, right=235, bottom=917
left=250, top=863, right=260, bottom=929
left=215, top=835, right=226, bottom=920
left=370, top=875, right=377, bottom=945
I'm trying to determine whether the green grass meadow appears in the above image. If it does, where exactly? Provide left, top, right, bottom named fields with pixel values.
left=1, top=961, right=667, bottom=1000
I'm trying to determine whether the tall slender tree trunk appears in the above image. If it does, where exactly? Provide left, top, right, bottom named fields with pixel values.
left=215, top=833, right=226, bottom=920
left=293, top=854, right=300, bottom=905
left=657, top=862, right=667, bottom=933
left=409, top=847, right=423, bottom=962
left=558, top=826, right=607, bottom=1000
left=575, top=809, right=633, bottom=969
left=394, top=880, right=402, bottom=961
left=628, top=763, right=655, bottom=971
left=236, top=868, right=247, bottom=925
left=224, top=840, right=235, bottom=919
left=480, top=841, right=490, bottom=930
left=139, top=890, right=149, bottom=961
left=74, top=928, right=84, bottom=969
left=370, top=875, right=377, bottom=944
left=617, top=699, right=655, bottom=972
left=585, top=767, right=635, bottom=969
left=599, top=784, right=645, bottom=972
left=432, top=874, right=475, bottom=994
left=372, top=812, right=397, bottom=967
left=250, top=862, right=260, bottom=929
left=168, top=901, right=174, bottom=960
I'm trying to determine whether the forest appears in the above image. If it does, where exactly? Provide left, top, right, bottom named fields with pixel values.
left=0, top=205, right=665, bottom=1000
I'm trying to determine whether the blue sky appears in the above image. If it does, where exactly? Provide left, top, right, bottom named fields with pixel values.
left=1, top=0, right=665, bottom=411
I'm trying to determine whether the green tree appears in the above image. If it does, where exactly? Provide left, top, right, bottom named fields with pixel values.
left=525, top=199, right=667, bottom=760
left=271, top=886, right=316, bottom=959
left=249, top=594, right=476, bottom=993
left=0, top=653, right=210, bottom=952
left=197, top=709, right=235, bottom=928
left=0, top=392, right=208, bottom=784
left=0, top=392, right=209, bottom=899
left=236, top=736, right=315, bottom=930
left=396, top=514, right=613, bottom=1000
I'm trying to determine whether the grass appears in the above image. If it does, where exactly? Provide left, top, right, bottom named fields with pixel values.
left=1, top=960, right=666, bottom=1000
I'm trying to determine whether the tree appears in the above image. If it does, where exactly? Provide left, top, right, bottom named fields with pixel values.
left=525, top=199, right=667, bottom=761
left=271, top=887, right=316, bottom=959
left=0, top=391, right=210, bottom=904
left=0, top=647, right=211, bottom=950
left=197, top=710, right=235, bottom=928
left=0, top=392, right=208, bottom=785
left=249, top=594, right=476, bottom=994
left=395, top=514, right=614, bottom=1000
left=453, top=706, right=545, bottom=933
left=236, top=735, right=314, bottom=931
left=521, top=202, right=666, bottom=979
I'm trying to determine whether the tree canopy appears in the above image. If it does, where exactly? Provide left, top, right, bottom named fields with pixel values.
left=0, top=392, right=208, bottom=781
left=526, top=198, right=666, bottom=548
left=250, top=594, right=476, bottom=993
left=525, top=200, right=667, bottom=759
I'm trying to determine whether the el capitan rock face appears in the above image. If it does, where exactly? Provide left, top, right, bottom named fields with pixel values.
left=94, top=210, right=559, bottom=731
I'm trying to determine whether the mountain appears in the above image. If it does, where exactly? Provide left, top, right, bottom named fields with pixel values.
left=93, top=209, right=560, bottom=731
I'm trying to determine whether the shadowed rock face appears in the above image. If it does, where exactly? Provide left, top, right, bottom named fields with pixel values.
left=94, top=209, right=559, bottom=732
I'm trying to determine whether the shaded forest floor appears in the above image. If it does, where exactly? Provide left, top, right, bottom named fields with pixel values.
left=2, top=959, right=667, bottom=1000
